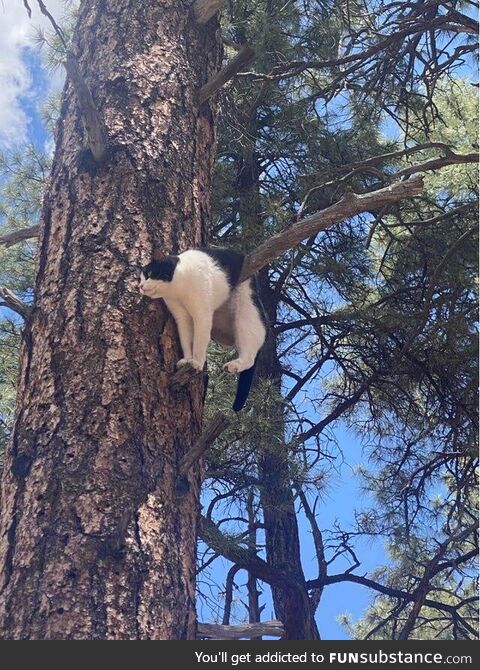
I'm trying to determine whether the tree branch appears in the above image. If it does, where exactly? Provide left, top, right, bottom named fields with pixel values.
left=199, top=46, right=255, bottom=104
left=222, top=564, right=242, bottom=625
left=22, top=2, right=107, bottom=161
left=307, top=571, right=476, bottom=618
left=0, top=225, right=40, bottom=248
left=65, top=53, right=108, bottom=162
left=192, top=0, right=224, bottom=24
left=199, top=515, right=300, bottom=591
left=179, top=411, right=230, bottom=476
left=0, top=286, right=32, bottom=320
left=395, top=152, right=478, bottom=179
left=240, top=176, right=424, bottom=281
left=170, top=362, right=203, bottom=389
left=197, top=620, right=284, bottom=639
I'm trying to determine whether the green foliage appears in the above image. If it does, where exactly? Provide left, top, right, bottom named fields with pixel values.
left=0, top=144, right=49, bottom=460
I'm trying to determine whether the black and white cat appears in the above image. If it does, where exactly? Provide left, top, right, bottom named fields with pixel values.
left=140, top=248, right=266, bottom=411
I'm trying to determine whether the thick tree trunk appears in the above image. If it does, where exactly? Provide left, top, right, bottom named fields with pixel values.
left=0, top=0, right=221, bottom=639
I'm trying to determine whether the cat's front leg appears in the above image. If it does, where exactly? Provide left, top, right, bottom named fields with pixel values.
left=190, top=306, right=213, bottom=372
left=164, top=298, right=194, bottom=367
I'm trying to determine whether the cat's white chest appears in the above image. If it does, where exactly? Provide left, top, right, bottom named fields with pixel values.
left=172, top=250, right=231, bottom=310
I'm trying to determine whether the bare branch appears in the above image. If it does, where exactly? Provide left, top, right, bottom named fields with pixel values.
left=240, top=176, right=424, bottom=281
left=395, top=152, right=478, bottom=179
left=192, top=0, right=224, bottom=24
left=197, top=620, right=284, bottom=639
left=65, top=53, right=108, bottom=162
left=397, top=524, right=477, bottom=640
left=35, top=0, right=67, bottom=49
left=0, top=287, right=32, bottom=320
left=0, top=225, right=40, bottom=248
left=23, top=0, right=32, bottom=19
left=309, top=572, right=476, bottom=619
left=199, top=46, right=255, bottom=104
left=179, top=411, right=230, bottom=476
left=170, top=362, right=203, bottom=389
left=236, top=14, right=468, bottom=82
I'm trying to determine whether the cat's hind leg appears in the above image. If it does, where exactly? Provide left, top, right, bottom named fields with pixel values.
left=224, top=281, right=266, bottom=374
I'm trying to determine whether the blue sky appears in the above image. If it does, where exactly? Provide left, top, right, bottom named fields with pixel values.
left=0, top=1, right=65, bottom=148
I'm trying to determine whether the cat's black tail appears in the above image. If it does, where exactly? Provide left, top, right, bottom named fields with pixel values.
left=232, top=360, right=257, bottom=412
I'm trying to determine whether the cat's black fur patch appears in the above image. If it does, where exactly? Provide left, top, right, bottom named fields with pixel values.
left=250, top=275, right=268, bottom=326
left=142, top=255, right=179, bottom=281
left=198, top=247, right=245, bottom=288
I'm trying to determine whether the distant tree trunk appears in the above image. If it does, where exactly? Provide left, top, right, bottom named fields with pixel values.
left=0, top=0, right=221, bottom=640
left=236, top=121, right=319, bottom=639
left=257, top=275, right=320, bottom=640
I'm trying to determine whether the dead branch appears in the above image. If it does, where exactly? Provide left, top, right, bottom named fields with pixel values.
left=22, top=2, right=107, bottom=162
left=303, top=142, right=470, bottom=179
left=240, top=176, right=424, bottom=281
left=0, top=225, right=40, bottom=248
left=192, top=0, right=224, bottom=24
left=65, top=53, right=108, bottom=162
left=23, top=1, right=32, bottom=19
left=235, top=13, right=472, bottom=82
left=170, top=362, right=203, bottom=389
left=197, top=620, right=284, bottom=639
left=179, top=411, right=230, bottom=476
left=35, top=0, right=67, bottom=48
left=0, top=286, right=32, bottom=320
left=199, top=46, right=255, bottom=104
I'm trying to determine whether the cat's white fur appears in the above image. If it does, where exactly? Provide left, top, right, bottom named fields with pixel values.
left=140, top=250, right=266, bottom=373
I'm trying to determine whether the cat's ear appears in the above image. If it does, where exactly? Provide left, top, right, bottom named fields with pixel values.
left=152, top=248, right=166, bottom=262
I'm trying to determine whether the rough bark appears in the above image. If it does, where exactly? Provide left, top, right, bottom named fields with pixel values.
left=0, top=0, right=221, bottom=640
left=246, top=491, right=262, bottom=639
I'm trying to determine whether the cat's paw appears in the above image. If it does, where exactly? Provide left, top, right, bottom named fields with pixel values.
left=177, top=358, right=203, bottom=372
left=223, top=359, right=243, bottom=374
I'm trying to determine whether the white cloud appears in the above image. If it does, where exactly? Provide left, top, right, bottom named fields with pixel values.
left=0, top=0, right=68, bottom=148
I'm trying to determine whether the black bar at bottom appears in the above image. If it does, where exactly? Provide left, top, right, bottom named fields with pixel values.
left=0, top=640, right=478, bottom=666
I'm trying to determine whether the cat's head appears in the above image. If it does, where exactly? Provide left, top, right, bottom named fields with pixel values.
left=140, top=252, right=179, bottom=298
